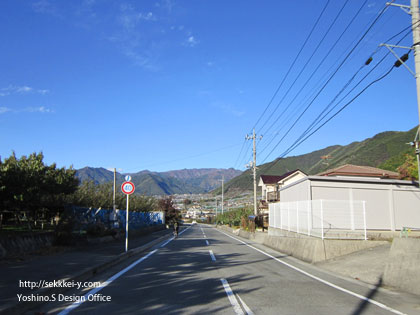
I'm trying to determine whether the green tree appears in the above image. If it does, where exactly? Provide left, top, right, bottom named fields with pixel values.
left=0, top=152, right=79, bottom=226
left=397, top=154, right=419, bottom=180
left=71, top=181, right=156, bottom=212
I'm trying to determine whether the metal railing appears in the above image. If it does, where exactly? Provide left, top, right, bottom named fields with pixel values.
left=266, top=191, right=279, bottom=202
left=269, top=199, right=367, bottom=240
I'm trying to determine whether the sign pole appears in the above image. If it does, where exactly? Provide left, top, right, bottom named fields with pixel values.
left=125, top=194, right=129, bottom=252
left=121, top=175, right=135, bottom=253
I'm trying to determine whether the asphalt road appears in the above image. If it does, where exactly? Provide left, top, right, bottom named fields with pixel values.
left=39, top=224, right=420, bottom=315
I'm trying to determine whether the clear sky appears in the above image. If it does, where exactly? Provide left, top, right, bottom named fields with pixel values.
left=1, top=0, right=418, bottom=173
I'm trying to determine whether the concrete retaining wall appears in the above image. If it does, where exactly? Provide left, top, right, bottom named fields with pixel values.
left=0, top=232, right=54, bottom=259
left=219, top=225, right=387, bottom=263
left=0, top=224, right=165, bottom=259
left=383, top=238, right=420, bottom=296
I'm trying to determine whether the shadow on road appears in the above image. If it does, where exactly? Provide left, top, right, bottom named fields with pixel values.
left=351, top=276, right=383, bottom=315
left=65, top=225, right=277, bottom=314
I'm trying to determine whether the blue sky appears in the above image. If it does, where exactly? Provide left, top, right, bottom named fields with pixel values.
left=0, top=0, right=418, bottom=173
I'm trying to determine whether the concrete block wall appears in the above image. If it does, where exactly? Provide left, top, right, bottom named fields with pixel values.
left=218, top=225, right=420, bottom=296
left=219, top=225, right=387, bottom=263
left=0, top=232, right=54, bottom=259
left=383, top=238, right=420, bottom=296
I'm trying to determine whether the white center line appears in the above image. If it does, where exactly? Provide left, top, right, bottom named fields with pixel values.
left=216, top=229, right=405, bottom=315
left=221, top=278, right=244, bottom=315
left=236, top=294, right=254, bottom=315
left=205, top=240, right=209, bottom=246
left=209, top=249, right=216, bottom=261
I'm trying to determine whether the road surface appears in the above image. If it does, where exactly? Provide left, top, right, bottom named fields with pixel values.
left=39, top=224, right=420, bottom=314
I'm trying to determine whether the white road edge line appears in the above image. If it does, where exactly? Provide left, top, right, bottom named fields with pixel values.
left=221, top=278, right=244, bottom=315
left=60, top=224, right=194, bottom=314
left=236, top=294, right=254, bottom=315
left=217, top=230, right=406, bottom=315
left=160, top=237, right=174, bottom=247
left=58, top=249, right=158, bottom=315
left=205, top=240, right=209, bottom=246
left=209, top=249, right=216, bottom=261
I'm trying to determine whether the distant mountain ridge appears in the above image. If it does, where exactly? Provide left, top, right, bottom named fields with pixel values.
left=76, top=167, right=242, bottom=195
left=218, top=126, right=418, bottom=193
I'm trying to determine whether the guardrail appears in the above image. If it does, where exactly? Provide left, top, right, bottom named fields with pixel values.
left=269, top=199, right=367, bottom=240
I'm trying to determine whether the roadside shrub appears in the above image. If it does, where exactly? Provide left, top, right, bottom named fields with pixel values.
left=86, top=222, right=106, bottom=237
left=54, top=213, right=77, bottom=246
left=215, top=207, right=253, bottom=227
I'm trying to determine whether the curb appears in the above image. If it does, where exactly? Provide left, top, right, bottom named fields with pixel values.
left=1, top=231, right=173, bottom=315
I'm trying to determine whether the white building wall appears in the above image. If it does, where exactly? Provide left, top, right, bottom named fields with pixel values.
left=279, top=179, right=310, bottom=202
left=393, top=189, right=420, bottom=229
left=282, top=172, right=307, bottom=187
left=277, top=177, right=420, bottom=231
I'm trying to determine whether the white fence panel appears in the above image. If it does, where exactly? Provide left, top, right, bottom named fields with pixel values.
left=269, top=199, right=367, bottom=240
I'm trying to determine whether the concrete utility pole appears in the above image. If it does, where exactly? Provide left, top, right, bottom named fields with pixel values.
left=385, top=0, right=420, bottom=182
left=219, top=176, right=224, bottom=215
left=113, top=168, right=116, bottom=211
left=246, top=129, right=263, bottom=215
left=411, top=0, right=420, bottom=182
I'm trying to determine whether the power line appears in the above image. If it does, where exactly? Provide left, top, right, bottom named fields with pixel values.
left=233, top=139, right=247, bottom=169
left=258, top=0, right=369, bottom=153
left=261, top=2, right=392, bottom=163
left=258, top=0, right=353, bottom=137
left=237, top=141, right=253, bottom=170
left=263, top=65, right=396, bottom=174
left=263, top=26, right=415, bottom=170
left=273, top=24, right=417, bottom=163
left=280, top=65, right=397, bottom=160
left=251, top=0, right=331, bottom=131
left=288, top=25, right=417, bottom=151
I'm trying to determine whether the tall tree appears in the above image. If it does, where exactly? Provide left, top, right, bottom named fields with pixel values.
left=0, top=152, right=79, bottom=223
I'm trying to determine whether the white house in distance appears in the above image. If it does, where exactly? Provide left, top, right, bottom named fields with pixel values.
left=258, top=170, right=307, bottom=210
left=270, top=164, right=420, bottom=231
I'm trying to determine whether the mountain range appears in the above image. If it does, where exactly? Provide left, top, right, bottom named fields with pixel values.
left=75, top=167, right=242, bottom=196
left=217, top=126, right=418, bottom=194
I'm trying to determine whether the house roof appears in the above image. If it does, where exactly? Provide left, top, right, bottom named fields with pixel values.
left=259, top=175, right=284, bottom=184
left=260, top=169, right=302, bottom=184
left=316, top=164, right=400, bottom=179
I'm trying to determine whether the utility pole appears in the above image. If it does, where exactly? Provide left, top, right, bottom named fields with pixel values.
left=113, top=168, right=116, bottom=211
left=246, top=129, right=263, bottom=215
left=387, top=0, right=420, bottom=182
left=219, top=176, right=224, bottom=215
left=411, top=0, right=420, bottom=182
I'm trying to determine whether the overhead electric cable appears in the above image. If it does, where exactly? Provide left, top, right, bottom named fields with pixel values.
left=251, top=0, right=331, bottom=131
left=258, top=0, right=368, bottom=151
left=261, top=2, right=391, bottom=163
left=264, top=27, right=414, bottom=170
left=280, top=66, right=397, bottom=159
left=233, top=139, right=247, bottom=169
left=263, top=65, right=396, bottom=174
left=276, top=25, right=417, bottom=162
left=258, top=0, right=353, bottom=136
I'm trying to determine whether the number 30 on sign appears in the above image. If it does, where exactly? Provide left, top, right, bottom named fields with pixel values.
left=121, top=181, right=135, bottom=195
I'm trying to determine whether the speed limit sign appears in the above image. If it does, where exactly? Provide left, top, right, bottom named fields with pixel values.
left=121, top=181, right=135, bottom=195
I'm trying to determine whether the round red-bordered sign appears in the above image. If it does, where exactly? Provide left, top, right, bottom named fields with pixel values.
left=121, top=181, right=135, bottom=195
